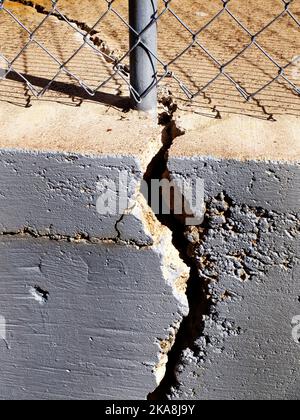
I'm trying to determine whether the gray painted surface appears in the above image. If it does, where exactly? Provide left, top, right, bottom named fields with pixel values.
left=0, top=148, right=189, bottom=400
left=169, top=158, right=299, bottom=213
left=168, top=157, right=300, bottom=400
left=0, top=237, right=184, bottom=400
left=0, top=146, right=299, bottom=400
left=0, top=151, right=144, bottom=242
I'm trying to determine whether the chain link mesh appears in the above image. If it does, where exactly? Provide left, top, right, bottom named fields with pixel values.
left=0, top=0, right=299, bottom=107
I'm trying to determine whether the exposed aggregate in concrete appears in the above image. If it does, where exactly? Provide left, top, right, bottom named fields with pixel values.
left=0, top=0, right=299, bottom=400
left=169, top=191, right=300, bottom=400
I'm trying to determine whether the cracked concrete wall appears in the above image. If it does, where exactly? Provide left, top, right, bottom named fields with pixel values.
left=1, top=0, right=299, bottom=402
left=0, top=103, right=161, bottom=244
left=0, top=103, right=190, bottom=400
left=1, top=103, right=299, bottom=401
left=167, top=115, right=300, bottom=400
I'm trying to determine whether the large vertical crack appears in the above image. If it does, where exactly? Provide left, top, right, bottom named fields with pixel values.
left=144, top=111, right=212, bottom=400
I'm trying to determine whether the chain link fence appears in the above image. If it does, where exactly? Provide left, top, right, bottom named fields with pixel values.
left=0, top=0, right=299, bottom=114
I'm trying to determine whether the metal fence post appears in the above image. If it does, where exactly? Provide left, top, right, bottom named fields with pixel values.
left=129, top=0, right=158, bottom=116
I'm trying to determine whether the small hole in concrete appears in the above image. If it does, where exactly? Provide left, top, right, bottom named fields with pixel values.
left=29, top=286, right=49, bottom=305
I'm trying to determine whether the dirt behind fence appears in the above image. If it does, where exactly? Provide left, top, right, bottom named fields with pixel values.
left=0, top=0, right=299, bottom=120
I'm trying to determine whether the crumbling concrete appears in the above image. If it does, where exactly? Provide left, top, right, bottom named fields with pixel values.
left=1, top=0, right=299, bottom=402
left=0, top=102, right=160, bottom=241
left=0, top=102, right=190, bottom=400
left=1, top=103, right=299, bottom=400
left=167, top=114, right=300, bottom=400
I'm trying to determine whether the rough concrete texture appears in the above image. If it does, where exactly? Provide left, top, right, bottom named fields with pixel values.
left=0, top=0, right=299, bottom=397
left=0, top=236, right=188, bottom=400
left=0, top=102, right=161, bottom=242
left=0, top=102, right=190, bottom=399
left=167, top=115, right=300, bottom=400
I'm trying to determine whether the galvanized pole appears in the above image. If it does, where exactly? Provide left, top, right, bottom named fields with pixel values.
left=129, top=0, right=158, bottom=116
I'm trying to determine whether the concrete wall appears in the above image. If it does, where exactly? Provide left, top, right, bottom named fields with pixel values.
left=0, top=103, right=299, bottom=400
left=0, top=237, right=189, bottom=399
left=0, top=103, right=189, bottom=400
left=167, top=115, right=300, bottom=400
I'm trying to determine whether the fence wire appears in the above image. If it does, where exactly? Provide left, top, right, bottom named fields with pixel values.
left=0, top=0, right=299, bottom=107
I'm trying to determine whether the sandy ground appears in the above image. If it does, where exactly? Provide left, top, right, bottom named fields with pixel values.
left=0, top=0, right=299, bottom=119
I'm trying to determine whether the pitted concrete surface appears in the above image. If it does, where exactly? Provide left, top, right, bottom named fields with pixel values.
left=174, top=194, right=299, bottom=400
left=167, top=118, right=300, bottom=400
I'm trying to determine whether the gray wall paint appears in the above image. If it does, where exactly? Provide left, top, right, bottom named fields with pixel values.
left=0, top=149, right=190, bottom=400
left=0, top=237, right=183, bottom=400
left=0, top=151, right=142, bottom=240
left=168, top=157, right=300, bottom=400
left=0, top=145, right=299, bottom=400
